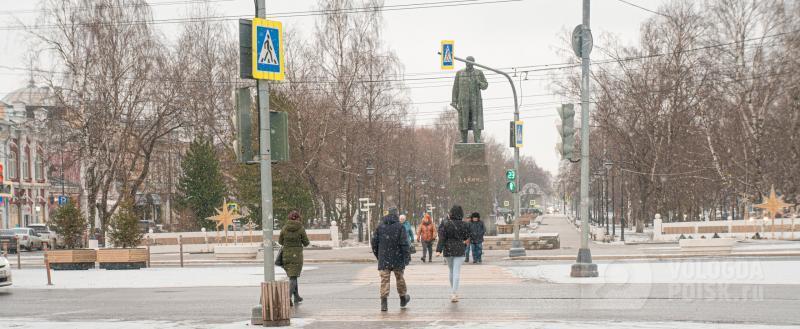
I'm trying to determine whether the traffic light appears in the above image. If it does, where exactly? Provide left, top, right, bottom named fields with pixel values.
left=233, top=87, right=290, bottom=163
left=557, top=104, right=576, bottom=160
left=506, top=169, right=516, bottom=192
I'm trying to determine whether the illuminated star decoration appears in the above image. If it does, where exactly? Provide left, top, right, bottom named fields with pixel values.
left=207, top=200, right=243, bottom=236
left=754, top=185, right=792, bottom=220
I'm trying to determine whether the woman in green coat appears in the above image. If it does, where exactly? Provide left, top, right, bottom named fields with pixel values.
left=278, top=211, right=310, bottom=305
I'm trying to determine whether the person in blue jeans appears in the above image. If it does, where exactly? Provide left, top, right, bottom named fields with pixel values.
left=465, top=212, right=486, bottom=264
left=436, top=205, right=471, bottom=302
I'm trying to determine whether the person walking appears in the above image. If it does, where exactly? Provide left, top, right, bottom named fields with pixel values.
left=436, top=205, right=471, bottom=302
left=465, top=212, right=486, bottom=264
left=278, top=210, right=310, bottom=306
left=372, top=207, right=412, bottom=312
left=399, top=215, right=416, bottom=257
left=417, top=213, right=437, bottom=263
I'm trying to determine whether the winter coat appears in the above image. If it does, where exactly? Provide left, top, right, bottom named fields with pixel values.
left=371, top=214, right=410, bottom=271
left=278, top=220, right=310, bottom=277
left=417, top=218, right=437, bottom=242
left=451, top=67, right=488, bottom=131
left=467, top=219, right=486, bottom=243
left=402, top=221, right=415, bottom=244
left=436, top=218, right=470, bottom=257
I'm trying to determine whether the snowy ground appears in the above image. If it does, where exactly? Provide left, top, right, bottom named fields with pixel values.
left=3, top=319, right=798, bottom=329
left=9, top=266, right=316, bottom=289
left=511, top=259, right=800, bottom=285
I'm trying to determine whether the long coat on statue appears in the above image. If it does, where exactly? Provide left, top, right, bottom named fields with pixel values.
left=451, top=67, right=488, bottom=131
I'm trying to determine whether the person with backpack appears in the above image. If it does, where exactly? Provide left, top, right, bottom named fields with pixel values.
left=371, top=207, right=412, bottom=312
left=436, top=205, right=471, bottom=302
left=417, top=213, right=437, bottom=263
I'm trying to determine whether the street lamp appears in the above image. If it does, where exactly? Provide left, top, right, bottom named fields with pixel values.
left=405, top=175, right=413, bottom=216
left=604, top=161, right=614, bottom=239
left=356, top=174, right=364, bottom=242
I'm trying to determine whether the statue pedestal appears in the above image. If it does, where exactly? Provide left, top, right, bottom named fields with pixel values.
left=449, top=143, right=495, bottom=235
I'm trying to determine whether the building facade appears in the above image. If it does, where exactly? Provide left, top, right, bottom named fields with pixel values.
left=0, top=82, right=53, bottom=229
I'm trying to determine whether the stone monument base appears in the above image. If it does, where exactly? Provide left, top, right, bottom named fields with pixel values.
left=449, top=143, right=495, bottom=235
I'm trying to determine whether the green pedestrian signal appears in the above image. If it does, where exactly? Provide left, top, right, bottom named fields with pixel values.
left=506, top=169, right=516, bottom=191
left=507, top=181, right=516, bottom=192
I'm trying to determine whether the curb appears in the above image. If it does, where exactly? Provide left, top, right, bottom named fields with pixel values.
left=507, top=251, right=800, bottom=261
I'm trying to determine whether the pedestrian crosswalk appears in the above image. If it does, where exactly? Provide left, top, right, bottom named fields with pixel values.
left=352, top=263, right=521, bottom=285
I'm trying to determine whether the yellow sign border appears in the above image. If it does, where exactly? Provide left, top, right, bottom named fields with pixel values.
left=440, top=40, right=454, bottom=70
left=515, top=120, right=524, bottom=148
left=252, top=18, right=285, bottom=81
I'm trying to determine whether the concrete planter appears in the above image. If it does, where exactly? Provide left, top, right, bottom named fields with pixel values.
left=214, top=245, right=260, bottom=260
left=679, top=238, right=736, bottom=254
left=46, top=249, right=97, bottom=270
left=97, top=248, right=148, bottom=270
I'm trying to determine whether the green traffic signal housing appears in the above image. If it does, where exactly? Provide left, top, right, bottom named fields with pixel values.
left=506, top=169, right=516, bottom=191
left=233, top=87, right=289, bottom=164
left=557, top=104, right=576, bottom=160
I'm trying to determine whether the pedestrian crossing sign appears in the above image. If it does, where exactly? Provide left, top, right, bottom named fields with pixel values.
left=441, top=40, right=454, bottom=70
left=252, top=18, right=284, bottom=81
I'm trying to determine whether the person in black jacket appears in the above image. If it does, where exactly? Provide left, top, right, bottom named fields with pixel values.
left=436, top=205, right=471, bottom=302
left=465, top=212, right=486, bottom=264
left=371, top=207, right=411, bottom=312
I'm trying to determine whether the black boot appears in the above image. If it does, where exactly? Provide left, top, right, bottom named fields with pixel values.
left=381, top=298, right=388, bottom=312
left=290, top=277, right=302, bottom=305
left=400, top=294, right=411, bottom=308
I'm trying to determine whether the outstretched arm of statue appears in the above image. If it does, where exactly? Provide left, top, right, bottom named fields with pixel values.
left=478, top=71, right=488, bottom=90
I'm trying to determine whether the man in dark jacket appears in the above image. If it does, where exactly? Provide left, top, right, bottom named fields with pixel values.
left=371, top=207, right=411, bottom=312
left=464, top=212, right=486, bottom=264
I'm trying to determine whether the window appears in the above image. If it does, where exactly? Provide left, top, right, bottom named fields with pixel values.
left=34, top=150, right=43, bottom=181
left=22, top=147, right=30, bottom=180
left=9, top=149, right=17, bottom=180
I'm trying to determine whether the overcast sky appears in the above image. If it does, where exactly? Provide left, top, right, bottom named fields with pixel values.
left=0, top=0, right=657, bottom=175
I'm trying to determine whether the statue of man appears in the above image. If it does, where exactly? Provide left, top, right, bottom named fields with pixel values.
left=451, top=56, right=488, bottom=143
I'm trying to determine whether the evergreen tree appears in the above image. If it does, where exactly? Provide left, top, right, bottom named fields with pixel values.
left=108, top=200, right=144, bottom=248
left=177, top=138, right=227, bottom=230
left=233, top=164, right=314, bottom=229
left=50, top=200, right=87, bottom=249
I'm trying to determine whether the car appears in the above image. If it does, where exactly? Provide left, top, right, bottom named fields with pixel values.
left=12, top=228, right=44, bottom=251
left=27, top=223, right=63, bottom=249
left=0, top=255, right=12, bottom=287
left=0, top=230, right=19, bottom=254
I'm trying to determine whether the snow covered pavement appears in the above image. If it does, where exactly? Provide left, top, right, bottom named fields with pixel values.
left=511, top=259, right=800, bottom=284
left=9, top=266, right=316, bottom=289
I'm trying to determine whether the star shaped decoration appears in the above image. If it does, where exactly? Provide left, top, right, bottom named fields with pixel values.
left=754, top=185, right=792, bottom=220
left=207, top=200, right=243, bottom=235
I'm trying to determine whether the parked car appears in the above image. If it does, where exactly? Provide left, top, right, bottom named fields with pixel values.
left=0, top=255, right=11, bottom=287
left=12, top=228, right=44, bottom=251
left=27, top=223, right=64, bottom=249
left=0, top=230, right=18, bottom=254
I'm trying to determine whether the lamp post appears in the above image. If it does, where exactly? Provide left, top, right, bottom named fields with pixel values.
left=405, top=175, right=413, bottom=216
left=603, top=163, right=610, bottom=236
left=605, top=161, right=614, bottom=239
left=356, top=174, right=363, bottom=242
left=621, top=169, right=626, bottom=242
left=366, top=162, right=376, bottom=234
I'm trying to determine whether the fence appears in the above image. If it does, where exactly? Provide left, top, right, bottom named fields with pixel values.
left=653, top=214, right=799, bottom=241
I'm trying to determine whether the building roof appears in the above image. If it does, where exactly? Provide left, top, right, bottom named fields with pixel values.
left=1, top=81, right=57, bottom=108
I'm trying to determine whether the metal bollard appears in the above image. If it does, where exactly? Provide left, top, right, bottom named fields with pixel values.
left=44, top=242, right=52, bottom=286
left=179, top=235, right=184, bottom=268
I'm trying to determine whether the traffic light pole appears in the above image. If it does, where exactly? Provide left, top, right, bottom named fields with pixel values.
left=571, top=0, right=598, bottom=277
left=444, top=54, right=525, bottom=258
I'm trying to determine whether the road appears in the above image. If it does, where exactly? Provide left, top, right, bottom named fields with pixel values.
left=2, top=263, right=799, bottom=328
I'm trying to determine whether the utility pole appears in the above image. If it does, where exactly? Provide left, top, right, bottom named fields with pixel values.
left=255, top=0, right=275, bottom=283
left=571, top=0, right=598, bottom=277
